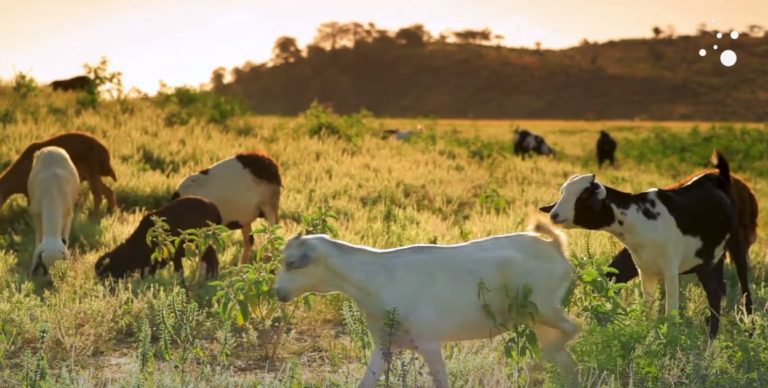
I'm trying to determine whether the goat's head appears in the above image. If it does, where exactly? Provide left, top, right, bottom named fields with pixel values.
left=95, top=247, right=135, bottom=279
left=539, top=174, right=612, bottom=229
left=30, top=240, right=69, bottom=277
left=275, top=234, right=330, bottom=302
left=534, top=136, right=555, bottom=156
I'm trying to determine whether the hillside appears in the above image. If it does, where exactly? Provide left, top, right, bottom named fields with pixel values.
left=215, top=30, right=768, bottom=121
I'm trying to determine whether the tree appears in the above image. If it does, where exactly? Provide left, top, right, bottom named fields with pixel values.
left=210, top=67, right=227, bottom=90
left=451, top=28, right=494, bottom=45
left=394, top=24, right=432, bottom=47
left=272, top=36, right=302, bottom=65
left=696, top=23, right=709, bottom=36
left=312, top=22, right=371, bottom=51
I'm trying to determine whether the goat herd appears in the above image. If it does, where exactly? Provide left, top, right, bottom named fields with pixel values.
left=0, top=129, right=759, bottom=387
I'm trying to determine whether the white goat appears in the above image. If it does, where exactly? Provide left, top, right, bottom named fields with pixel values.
left=27, top=146, right=80, bottom=276
left=276, top=220, right=579, bottom=387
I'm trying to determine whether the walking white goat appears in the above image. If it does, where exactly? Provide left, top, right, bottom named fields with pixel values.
left=275, top=220, right=579, bottom=387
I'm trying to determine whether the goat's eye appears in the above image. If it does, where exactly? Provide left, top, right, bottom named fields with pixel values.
left=579, top=191, right=592, bottom=199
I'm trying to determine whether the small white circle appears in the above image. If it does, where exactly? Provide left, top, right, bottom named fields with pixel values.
left=716, top=32, right=723, bottom=39
left=713, top=45, right=718, bottom=50
left=699, top=49, right=707, bottom=56
left=720, top=50, right=737, bottom=67
left=730, top=31, right=739, bottom=39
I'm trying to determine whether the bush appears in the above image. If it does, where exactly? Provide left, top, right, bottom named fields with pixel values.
left=621, top=124, right=768, bottom=179
left=12, top=72, right=37, bottom=99
left=157, top=86, right=249, bottom=126
left=301, top=101, right=371, bottom=142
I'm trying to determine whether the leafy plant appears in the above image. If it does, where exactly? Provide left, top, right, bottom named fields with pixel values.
left=300, top=205, right=340, bottom=237
left=145, top=216, right=229, bottom=283
left=477, top=279, right=540, bottom=385
left=210, top=224, right=296, bottom=359
left=12, top=72, right=37, bottom=99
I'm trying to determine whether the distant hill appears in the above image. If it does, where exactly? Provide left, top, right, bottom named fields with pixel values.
left=213, top=25, right=768, bottom=121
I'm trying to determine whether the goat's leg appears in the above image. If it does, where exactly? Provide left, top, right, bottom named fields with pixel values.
left=638, top=272, right=659, bottom=311
left=727, top=231, right=753, bottom=316
left=532, top=321, right=579, bottom=388
left=413, top=341, right=448, bottom=388
left=94, top=177, right=117, bottom=213
left=239, top=223, right=253, bottom=265
left=358, top=345, right=386, bottom=388
left=91, top=182, right=103, bottom=213
left=201, top=246, right=219, bottom=279
left=172, top=248, right=187, bottom=289
left=62, top=207, right=74, bottom=246
left=607, top=248, right=639, bottom=284
left=663, top=269, right=680, bottom=315
left=695, top=266, right=723, bottom=339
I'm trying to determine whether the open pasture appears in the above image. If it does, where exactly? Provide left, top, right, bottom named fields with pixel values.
left=1, top=88, right=767, bottom=387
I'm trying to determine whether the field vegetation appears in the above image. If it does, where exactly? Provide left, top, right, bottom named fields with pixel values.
left=0, top=77, right=767, bottom=387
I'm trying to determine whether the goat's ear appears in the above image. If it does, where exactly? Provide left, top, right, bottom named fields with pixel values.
left=539, top=203, right=556, bottom=213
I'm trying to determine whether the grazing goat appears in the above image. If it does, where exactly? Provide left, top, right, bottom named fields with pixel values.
left=539, top=151, right=752, bottom=338
left=276, top=220, right=579, bottom=387
left=95, top=196, right=222, bottom=280
left=381, top=125, right=424, bottom=140
left=514, top=127, right=555, bottom=157
left=28, top=147, right=80, bottom=276
left=0, top=132, right=117, bottom=213
left=172, top=152, right=281, bottom=265
left=608, top=171, right=758, bottom=290
left=50, top=75, right=94, bottom=92
left=596, top=130, right=617, bottom=167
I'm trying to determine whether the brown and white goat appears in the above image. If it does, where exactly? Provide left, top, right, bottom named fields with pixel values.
left=95, top=196, right=222, bottom=280
left=0, top=132, right=117, bottom=213
left=28, top=147, right=80, bottom=276
left=172, top=152, right=281, bottom=265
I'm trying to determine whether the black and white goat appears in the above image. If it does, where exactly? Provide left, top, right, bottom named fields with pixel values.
left=514, top=128, right=554, bottom=157
left=540, top=151, right=752, bottom=338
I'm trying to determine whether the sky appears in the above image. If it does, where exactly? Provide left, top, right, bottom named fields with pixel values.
left=1, top=0, right=766, bottom=93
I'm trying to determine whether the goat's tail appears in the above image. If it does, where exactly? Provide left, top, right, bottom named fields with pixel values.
left=710, top=149, right=731, bottom=192
left=529, top=216, right=568, bottom=258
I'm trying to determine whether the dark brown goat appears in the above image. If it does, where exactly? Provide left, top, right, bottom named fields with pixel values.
left=50, top=76, right=94, bottom=92
left=95, top=196, right=222, bottom=280
left=0, top=132, right=117, bottom=212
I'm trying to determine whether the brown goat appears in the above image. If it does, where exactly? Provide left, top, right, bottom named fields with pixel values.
left=0, top=133, right=117, bottom=212
left=50, top=76, right=94, bottom=92
left=95, top=196, right=222, bottom=280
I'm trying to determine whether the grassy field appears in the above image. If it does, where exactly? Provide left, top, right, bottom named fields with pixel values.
left=1, top=86, right=767, bottom=387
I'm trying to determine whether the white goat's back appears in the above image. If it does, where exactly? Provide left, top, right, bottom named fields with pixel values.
left=354, top=233, right=573, bottom=343
left=28, top=147, right=79, bottom=213
left=176, top=157, right=277, bottom=225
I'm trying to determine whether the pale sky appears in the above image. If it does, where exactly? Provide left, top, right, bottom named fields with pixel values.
left=1, top=0, right=766, bottom=93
